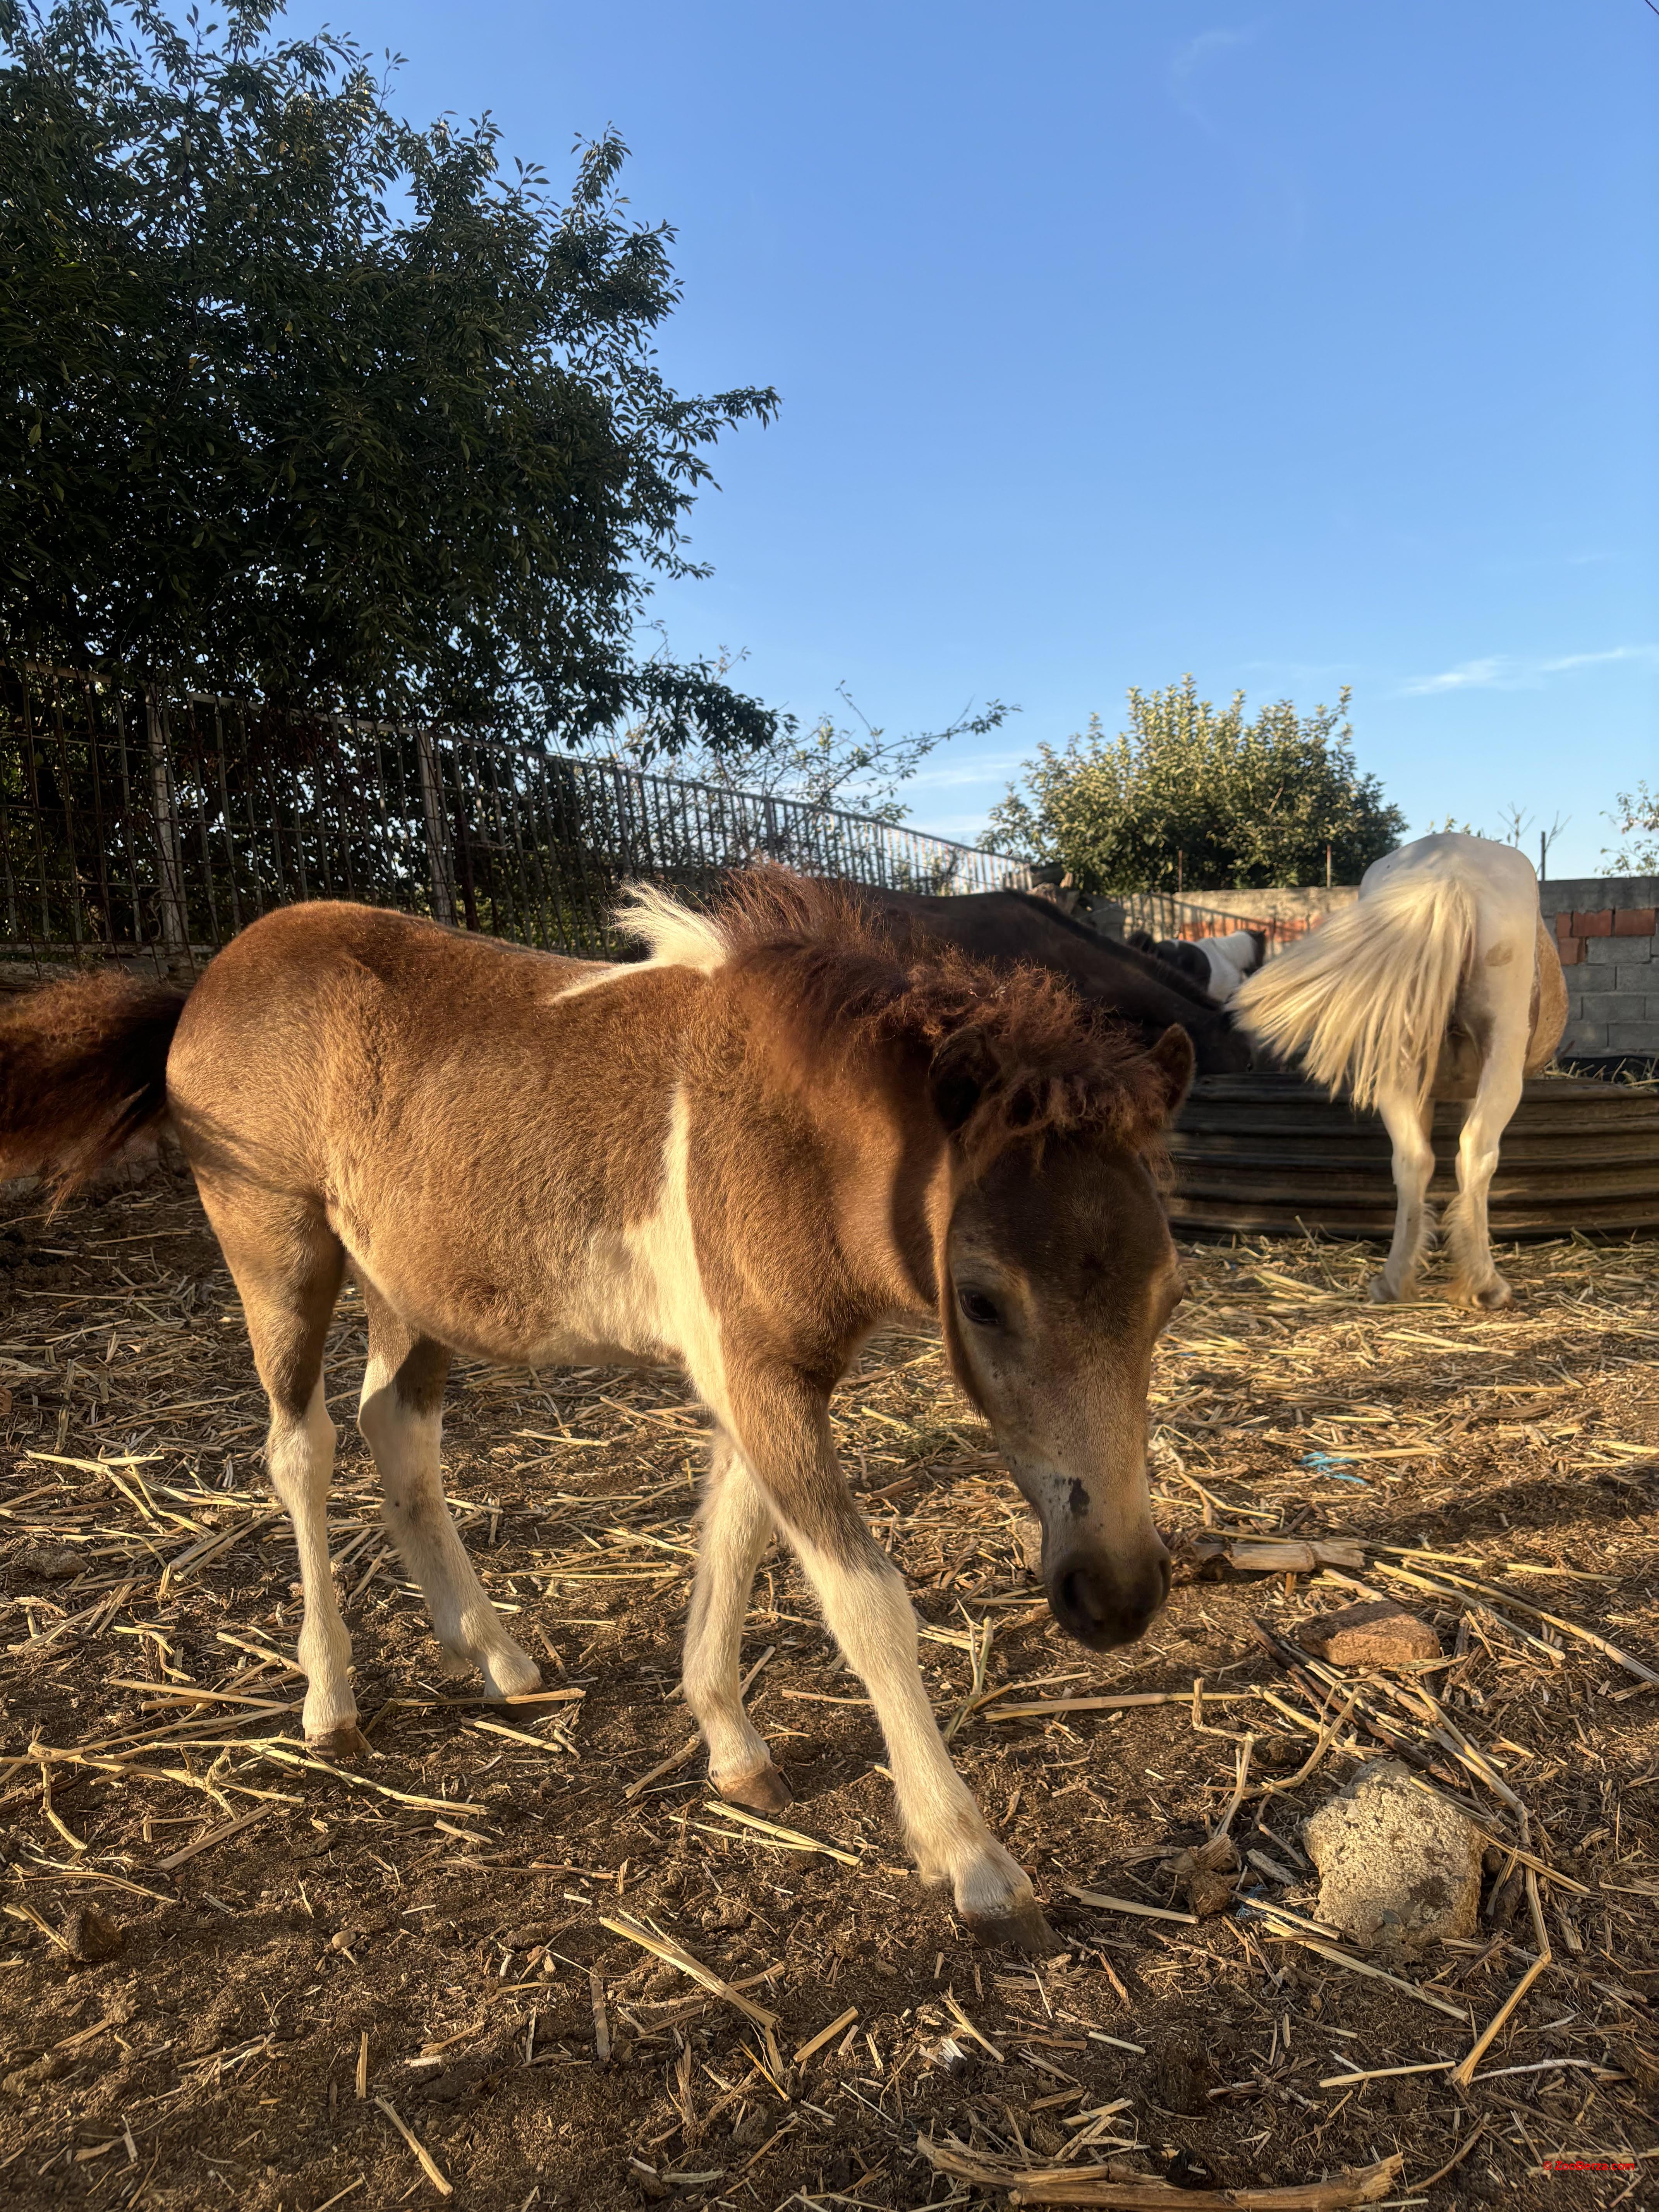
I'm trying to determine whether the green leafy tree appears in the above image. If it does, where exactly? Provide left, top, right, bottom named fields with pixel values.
left=0, top=0, right=778, bottom=755
left=1605, top=783, right=1659, bottom=874
left=984, top=676, right=1406, bottom=892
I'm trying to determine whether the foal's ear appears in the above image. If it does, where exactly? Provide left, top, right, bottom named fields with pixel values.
left=1144, top=1023, right=1196, bottom=1121
left=929, top=1028, right=1000, bottom=1135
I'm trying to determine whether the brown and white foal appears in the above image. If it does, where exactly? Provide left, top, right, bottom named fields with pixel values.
left=0, top=875, right=1192, bottom=1948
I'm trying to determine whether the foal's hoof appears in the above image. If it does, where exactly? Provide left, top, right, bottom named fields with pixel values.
left=1449, top=1276, right=1511, bottom=1311
left=305, top=1724, right=369, bottom=1761
left=963, top=1898, right=1065, bottom=1956
left=1366, top=1275, right=1407, bottom=1305
left=482, top=1649, right=543, bottom=1702
left=715, top=1761, right=793, bottom=1817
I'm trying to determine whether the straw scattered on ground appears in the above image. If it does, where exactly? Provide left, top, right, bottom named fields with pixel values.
left=0, top=1163, right=1654, bottom=2210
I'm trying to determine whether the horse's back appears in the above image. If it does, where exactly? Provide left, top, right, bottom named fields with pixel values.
left=189, top=898, right=599, bottom=1008
left=853, top=886, right=1253, bottom=1070
left=170, top=904, right=595, bottom=1148
left=1362, top=833, right=1541, bottom=924
left=169, top=904, right=684, bottom=1209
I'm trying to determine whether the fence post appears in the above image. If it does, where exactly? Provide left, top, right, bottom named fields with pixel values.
left=144, top=687, right=192, bottom=978
left=414, top=725, right=457, bottom=926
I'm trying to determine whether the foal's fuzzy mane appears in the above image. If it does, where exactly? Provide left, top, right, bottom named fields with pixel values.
left=620, top=871, right=1182, bottom=1165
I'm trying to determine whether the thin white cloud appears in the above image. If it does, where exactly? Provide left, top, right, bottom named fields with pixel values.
left=902, top=756, right=1029, bottom=791
left=1400, top=656, right=1507, bottom=695
left=1171, top=25, right=1258, bottom=97
left=1539, top=646, right=1656, bottom=673
left=1240, top=658, right=1364, bottom=685
left=1399, top=646, right=1658, bottom=697
left=1167, top=21, right=1307, bottom=256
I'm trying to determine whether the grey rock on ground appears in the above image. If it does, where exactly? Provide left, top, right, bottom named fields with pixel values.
left=1303, top=1758, right=1480, bottom=1955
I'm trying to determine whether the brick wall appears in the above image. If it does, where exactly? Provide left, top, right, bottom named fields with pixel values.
left=1538, top=876, right=1659, bottom=1058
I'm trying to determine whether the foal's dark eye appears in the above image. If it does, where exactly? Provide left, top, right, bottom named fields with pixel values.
left=957, top=1287, right=1001, bottom=1329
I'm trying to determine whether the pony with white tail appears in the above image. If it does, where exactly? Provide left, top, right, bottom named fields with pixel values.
left=1233, top=833, right=1568, bottom=1308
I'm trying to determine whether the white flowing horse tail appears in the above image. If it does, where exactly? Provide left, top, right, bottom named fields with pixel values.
left=1233, top=874, right=1473, bottom=1111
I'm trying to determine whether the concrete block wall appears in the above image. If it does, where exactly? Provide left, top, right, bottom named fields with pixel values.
left=1538, top=876, right=1659, bottom=1058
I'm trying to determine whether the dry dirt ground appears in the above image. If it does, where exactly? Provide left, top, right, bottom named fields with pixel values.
left=0, top=1168, right=1655, bottom=2211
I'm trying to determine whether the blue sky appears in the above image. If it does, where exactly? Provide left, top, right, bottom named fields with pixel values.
left=341, top=0, right=1655, bottom=877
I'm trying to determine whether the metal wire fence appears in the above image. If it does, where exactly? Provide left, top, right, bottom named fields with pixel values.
left=0, top=663, right=1029, bottom=976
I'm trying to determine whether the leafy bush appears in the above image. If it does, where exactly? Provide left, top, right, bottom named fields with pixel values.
left=1605, top=784, right=1659, bottom=874
left=985, top=677, right=1406, bottom=893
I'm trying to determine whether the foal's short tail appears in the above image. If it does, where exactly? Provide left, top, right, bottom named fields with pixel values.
left=0, top=974, right=189, bottom=1201
left=1232, top=873, right=1473, bottom=1111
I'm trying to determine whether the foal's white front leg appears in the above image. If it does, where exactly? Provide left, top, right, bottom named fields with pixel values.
left=729, top=1381, right=1053, bottom=1950
left=266, top=1381, right=359, bottom=1753
left=796, top=1523, right=1050, bottom=1943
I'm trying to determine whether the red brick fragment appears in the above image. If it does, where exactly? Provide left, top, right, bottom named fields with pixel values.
left=1612, top=907, right=1657, bottom=937
left=1297, top=1601, right=1441, bottom=1669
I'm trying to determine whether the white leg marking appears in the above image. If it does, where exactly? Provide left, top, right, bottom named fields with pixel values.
left=1444, top=1059, right=1525, bottom=1308
left=1370, top=1088, right=1436, bottom=1304
left=786, top=1521, right=1038, bottom=1933
left=266, top=1381, right=356, bottom=1748
left=359, top=1354, right=539, bottom=1700
left=682, top=1436, right=779, bottom=1796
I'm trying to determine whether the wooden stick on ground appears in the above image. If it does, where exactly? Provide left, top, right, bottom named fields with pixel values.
left=1210, top=1731, right=1255, bottom=1841
left=1416, top=2121, right=1488, bottom=2193
left=697, top=1802, right=862, bottom=1866
left=622, top=1732, right=701, bottom=1802
left=1249, top=1690, right=1358, bottom=1806
left=39, top=1765, right=87, bottom=1855
left=154, top=1802, right=273, bottom=1871
left=599, top=1911, right=783, bottom=2076
left=1063, top=1887, right=1199, bottom=1927
left=1451, top=1869, right=1553, bottom=2086
left=986, top=1689, right=1254, bottom=1722
left=1317, top=2058, right=1452, bottom=2089
left=943, top=1614, right=994, bottom=1741
left=1249, top=1919, right=1471, bottom=2024
left=792, top=2006, right=858, bottom=2066
left=920, top=2136, right=1404, bottom=2208
left=372, top=2098, right=452, bottom=2198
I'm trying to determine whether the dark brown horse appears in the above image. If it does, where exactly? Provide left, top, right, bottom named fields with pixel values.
left=0, top=874, right=1192, bottom=1949
left=854, top=887, right=1255, bottom=1072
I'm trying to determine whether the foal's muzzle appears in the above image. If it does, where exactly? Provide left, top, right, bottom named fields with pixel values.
left=1046, top=1545, right=1171, bottom=1651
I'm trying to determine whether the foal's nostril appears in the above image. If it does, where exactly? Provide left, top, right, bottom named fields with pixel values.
left=1058, top=1566, right=1109, bottom=1633
left=1051, top=1552, right=1171, bottom=1651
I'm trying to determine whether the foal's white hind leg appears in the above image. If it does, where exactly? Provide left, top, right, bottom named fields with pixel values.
left=358, top=1293, right=539, bottom=1702
left=269, top=1381, right=359, bottom=1752
left=201, top=1191, right=357, bottom=1753
left=682, top=1431, right=788, bottom=1814
left=1444, top=1058, right=1525, bottom=1309
left=1368, top=1087, right=1437, bottom=1304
